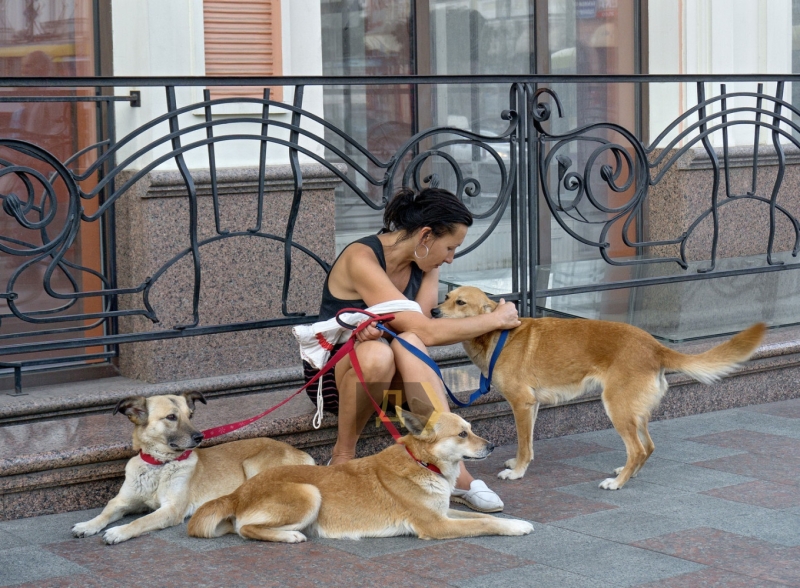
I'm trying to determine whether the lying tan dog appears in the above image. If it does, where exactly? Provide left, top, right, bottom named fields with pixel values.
left=433, top=286, right=765, bottom=490
left=187, top=399, right=533, bottom=542
left=72, top=392, right=314, bottom=544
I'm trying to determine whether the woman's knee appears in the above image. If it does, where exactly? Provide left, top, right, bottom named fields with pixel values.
left=393, top=332, right=428, bottom=354
left=354, top=340, right=396, bottom=380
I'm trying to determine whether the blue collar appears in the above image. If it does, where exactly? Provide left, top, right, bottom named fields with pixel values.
left=377, top=323, right=510, bottom=408
left=477, top=329, right=509, bottom=398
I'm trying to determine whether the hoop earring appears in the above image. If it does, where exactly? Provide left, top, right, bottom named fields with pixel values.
left=414, top=243, right=429, bottom=260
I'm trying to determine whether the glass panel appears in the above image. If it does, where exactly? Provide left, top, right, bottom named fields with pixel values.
left=794, top=0, right=800, bottom=137
left=426, top=2, right=533, bottom=290
left=321, top=0, right=415, bottom=251
left=0, top=0, right=103, bottom=370
left=544, top=0, right=637, bottom=265
left=534, top=0, right=638, bottom=323
left=321, top=0, right=532, bottom=300
left=539, top=255, right=800, bottom=342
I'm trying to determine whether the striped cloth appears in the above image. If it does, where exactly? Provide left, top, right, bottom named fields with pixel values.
left=292, top=300, right=423, bottom=370
left=292, top=300, right=423, bottom=428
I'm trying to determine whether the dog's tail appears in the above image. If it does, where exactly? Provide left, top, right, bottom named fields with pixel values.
left=187, top=494, right=237, bottom=538
left=658, top=323, right=765, bottom=384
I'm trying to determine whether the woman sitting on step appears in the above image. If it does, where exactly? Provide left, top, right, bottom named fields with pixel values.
left=303, top=187, right=520, bottom=513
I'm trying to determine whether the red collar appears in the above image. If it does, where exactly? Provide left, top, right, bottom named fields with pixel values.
left=139, top=449, right=193, bottom=466
left=405, top=446, right=442, bottom=475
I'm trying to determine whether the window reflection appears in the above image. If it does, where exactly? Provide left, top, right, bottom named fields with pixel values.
left=0, top=0, right=102, bottom=371
left=320, top=0, right=638, bottom=284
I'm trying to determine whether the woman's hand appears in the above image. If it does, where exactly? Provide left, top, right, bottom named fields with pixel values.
left=355, top=323, right=384, bottom=343
left=492, top=298, right=521, bottom=330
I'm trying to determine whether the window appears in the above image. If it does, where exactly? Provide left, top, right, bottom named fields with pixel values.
left=203, top=0, right=283, bottom=100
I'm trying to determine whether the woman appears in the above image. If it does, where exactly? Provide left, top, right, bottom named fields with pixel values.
left=303, top=187, right=520, bottom=512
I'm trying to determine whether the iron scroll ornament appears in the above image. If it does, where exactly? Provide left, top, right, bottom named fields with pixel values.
left=531, top=84, right=800, bottom=272
left=0, top=87, right=519, bottom=338
left=0, top=139, right=117, bottom=334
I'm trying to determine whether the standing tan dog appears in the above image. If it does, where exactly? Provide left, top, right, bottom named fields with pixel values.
left=187, top=399, right=533, bottom=542
left=433, top=286, right=765, bottom=490
left=72, top=392, right=314, bottom=544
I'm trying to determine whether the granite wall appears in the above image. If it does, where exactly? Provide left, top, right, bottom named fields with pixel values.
left=646, top=144, right=800, bottom=261
left=113, top=164, right=340, bottom=383
left=635, top=145, right=800, bottom=339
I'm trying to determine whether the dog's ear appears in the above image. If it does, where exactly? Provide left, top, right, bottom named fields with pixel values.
left=481, top=295, right=498, bottom=314
left=395, top=407, right=429, bottom=436
left=181, top=391, right=207, bottom=411
left=113, top=396, right=148, bottom=425
left=408, top=396, right=436, bottom=419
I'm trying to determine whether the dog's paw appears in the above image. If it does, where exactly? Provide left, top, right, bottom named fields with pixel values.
left=72, top=521, right=102, bottom=538
left=71, top=522, right=97, bottom=538
left=613, top=466, right=637, bottom=478
left=503, top=520, right=534, bottom=536
left=504, top=458, right=518, bottom=469
left=498, top=468, right=525, bottom=480
left=599, top=477, right=622, bottom=490
left=281, top=531, right=307, bottom=543
left=103, top=525, right=133, bottom=545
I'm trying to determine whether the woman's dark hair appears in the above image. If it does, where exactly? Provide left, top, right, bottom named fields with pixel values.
left=382, top=188, right=473, bottom=241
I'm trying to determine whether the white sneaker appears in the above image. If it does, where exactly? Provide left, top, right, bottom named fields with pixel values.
left=451, top=480, right=504, bottom=513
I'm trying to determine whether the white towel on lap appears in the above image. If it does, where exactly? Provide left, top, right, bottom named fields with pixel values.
left=292, top=300, right=423, bottom=370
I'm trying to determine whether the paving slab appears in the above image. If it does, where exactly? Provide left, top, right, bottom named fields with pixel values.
left=2, top=398, right=800, bottom=587
left=0, top=546, right=88, bottom=586
left=550, top=508, right=696, bottom=544
left=638, top=438, right=748, bottom=463
left=453, top=563, right=613, bottom=588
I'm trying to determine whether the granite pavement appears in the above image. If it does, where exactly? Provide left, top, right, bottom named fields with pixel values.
left=1, top=398, right=799, bottom=587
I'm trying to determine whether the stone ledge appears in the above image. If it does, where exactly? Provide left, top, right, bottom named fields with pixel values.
left=0, top=343, right=468, bottom=425
left=681, top=143, right=800, bottom=170
left=3, top=325, right=800, bottom=520
left=138, top=163, right=348, bottom=199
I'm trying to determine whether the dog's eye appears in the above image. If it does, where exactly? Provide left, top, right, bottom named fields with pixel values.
left=458, top=430, right=468, bottom=438
left=456, top=300, right=466, bottom=306
left=165, top=414, right=178, bottom=422
left=189, top=413, right=193, bottom=420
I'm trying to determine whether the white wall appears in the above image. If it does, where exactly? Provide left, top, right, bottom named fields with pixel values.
left=648, top=0, right=792, bottom=148
left=110, top=0, right=325, bottom=172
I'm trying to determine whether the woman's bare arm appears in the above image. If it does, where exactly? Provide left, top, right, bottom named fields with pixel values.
left=347, top=250, right=519, bottom=346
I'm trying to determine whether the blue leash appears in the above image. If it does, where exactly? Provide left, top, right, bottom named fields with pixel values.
left=375, top=323, right=509, bottom=407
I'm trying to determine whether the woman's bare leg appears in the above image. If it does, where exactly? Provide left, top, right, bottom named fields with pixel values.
left=391, top=334, right=475, bottom=490
left=330, top=340, right=396, bottom=465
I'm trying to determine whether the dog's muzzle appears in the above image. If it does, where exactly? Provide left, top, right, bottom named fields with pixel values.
left=431, top=307, right=442, bottom=318
left=464, top=442, right=495, bottom=461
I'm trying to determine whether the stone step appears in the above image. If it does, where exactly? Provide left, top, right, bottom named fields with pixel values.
left=0, top=344, right=471, bottom=425
left=3, top=326, right=800, bottom=521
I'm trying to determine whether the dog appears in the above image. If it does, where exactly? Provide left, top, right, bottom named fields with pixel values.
left=187, top=398, right=533, bottom=542
left=71, top=392, right=315, bottom=544
left=433, top=286, right=765, bottom=490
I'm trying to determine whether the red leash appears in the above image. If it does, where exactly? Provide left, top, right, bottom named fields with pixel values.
left=200, top=309, right=396, bottom=440
left=348, top=343, right=442, bottom=475
left=196, top=307, right=441, bottom=475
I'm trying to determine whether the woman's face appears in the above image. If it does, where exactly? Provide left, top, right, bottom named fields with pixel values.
left=418, top=224, right=469, bottom=271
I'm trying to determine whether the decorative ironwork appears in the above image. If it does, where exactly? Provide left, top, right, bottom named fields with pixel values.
left=0, top=80, right=518, bottom=393
left=4, top=75, right=800, bottom=394
left=533, top=82, right=800, bottom=274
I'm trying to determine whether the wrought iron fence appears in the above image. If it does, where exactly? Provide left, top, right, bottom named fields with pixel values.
left=1, top=74, right=800, bottom=394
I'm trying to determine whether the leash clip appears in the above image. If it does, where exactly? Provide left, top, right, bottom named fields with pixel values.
left=335, top=308, right=395, bottom=334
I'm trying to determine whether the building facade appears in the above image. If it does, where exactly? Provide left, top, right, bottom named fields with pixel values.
left=1, top=0, right=800, bottom=388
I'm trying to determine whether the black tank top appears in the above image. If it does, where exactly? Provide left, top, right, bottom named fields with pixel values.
left=319, top=234, right=424, bottom=320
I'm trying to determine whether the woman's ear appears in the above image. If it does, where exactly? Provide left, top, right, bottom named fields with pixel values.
left=419, top=227, right=434, bottom=244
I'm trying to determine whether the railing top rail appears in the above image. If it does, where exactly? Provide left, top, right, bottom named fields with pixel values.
left=2, top=74, right=800, bottom=88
